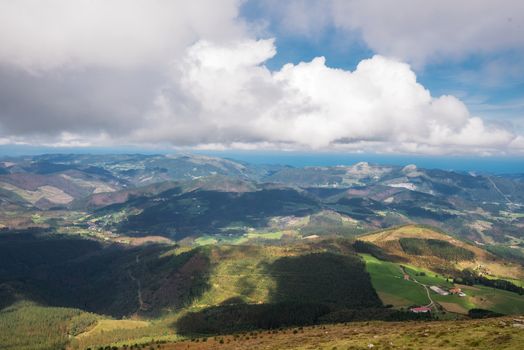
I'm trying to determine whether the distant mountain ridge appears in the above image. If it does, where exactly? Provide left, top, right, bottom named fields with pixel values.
left=0, top=153, right=523, bottom=244
left=1, top=154, right=524, bottom=349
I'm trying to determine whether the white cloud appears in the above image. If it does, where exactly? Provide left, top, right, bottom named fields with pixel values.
left=0, top=0, right=521, bottom=155
left=0, top=0, right=247, bottom=140
left=136, top=39, right=520, bottom=154
left=256, top=0, right=524, bottom=66
left=332, top=0, right=524, bottom=66
left=510, top=136, right=524, bottom=150
left=0, top=0, right=246, bottom=71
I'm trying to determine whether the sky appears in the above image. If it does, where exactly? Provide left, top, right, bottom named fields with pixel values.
left=0, top=0, right=523, bottom=157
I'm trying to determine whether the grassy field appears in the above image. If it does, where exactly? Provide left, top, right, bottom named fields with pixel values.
left=506, top=278, right=524, bottom=288
left=3, top=231, right=523, bottom=350
left=193, top=231, right=291, bottom=246
left=401, top=263, right=452, bottom=288
left=189, top=245, right=278, bottom=307
left=0, top=301, right=180, bottom=350
left=157, top=316, right=524, bottom=350
left=361, top=253, right=524, bottom=316
left=360, top=225, right=524, bottom=282
left=459, top=285, right=524, bottom=315
left=67, top=243, right=378, bottom=349
left=430, top=283, right=524, bottom=316
left=361, top=254, right=429, bottom=307
left=71, top=318, right=178, bottom=350
left=0, top=302, right=98, bottom=350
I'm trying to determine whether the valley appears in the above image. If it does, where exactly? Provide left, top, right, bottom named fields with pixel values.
left=0, top=154, right=523, bottom=349
left=3, top=1, right=524, bottom=348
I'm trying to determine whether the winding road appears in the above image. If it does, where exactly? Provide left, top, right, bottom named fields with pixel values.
left=487, top=176, right=513, bottom=206
left=400, top=266, right=435, bottom=308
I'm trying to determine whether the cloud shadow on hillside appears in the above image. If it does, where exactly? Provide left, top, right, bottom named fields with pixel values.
left=0, top=228, right=212, bottom=318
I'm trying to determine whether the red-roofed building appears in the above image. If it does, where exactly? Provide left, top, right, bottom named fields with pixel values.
left=410, top=306, right=432, bottom=313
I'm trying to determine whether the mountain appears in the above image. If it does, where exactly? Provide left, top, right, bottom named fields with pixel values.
left=354, top=225, right=524, bottom=316
left=2, top=154, right=524, bottom=244
left=1, top=154, right=524, bottom=349
left=1, top=225, right=523, bottom=349
left=359, top=225, right=524, bottom=279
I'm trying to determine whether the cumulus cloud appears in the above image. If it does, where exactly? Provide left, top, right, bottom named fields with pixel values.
left=0, top=0, right=246, bottom=71
left=255, top=0, right=524, bottom=66
left=0, top=0, right=246, bottom=140
left=137, top=39, right=518, bottom=154
left=0, top=0, right=521, bottom=155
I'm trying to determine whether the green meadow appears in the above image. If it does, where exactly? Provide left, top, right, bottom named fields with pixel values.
left=360, top=254, right=429, bottom=307
left=361, top=253, right=524, bottom=315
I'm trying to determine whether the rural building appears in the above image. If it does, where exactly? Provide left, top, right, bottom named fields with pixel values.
left=430, top=286, right=449, bottom=296
left=449, top=287, right=462, bottom=294
left=303, top=235, right=319, bottom=240
left=410, top=306, right=432, bottom=313
left=403, top=274, right=410, bottom=280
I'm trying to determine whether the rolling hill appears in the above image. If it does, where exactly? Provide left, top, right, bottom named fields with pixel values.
left=2, top=153, right=524, bottom=245
left=355, top=225, right=524, bottom=316
left=0, top=225, right=523, bottom=349
left=358, top=225, right=524, bottom=281
left=1, top=154, right=524, bottom=349
left=142, top=316, right=524, bottom=350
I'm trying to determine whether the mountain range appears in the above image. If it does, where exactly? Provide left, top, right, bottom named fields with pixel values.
left=1, top=153, right=524, bottom=350
left=1, top=153, right=523, bottom=243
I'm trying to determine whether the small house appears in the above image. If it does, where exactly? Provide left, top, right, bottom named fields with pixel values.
left=449, top=287, right=462, bottom=294
left=410, top=306, right=432, bottom=313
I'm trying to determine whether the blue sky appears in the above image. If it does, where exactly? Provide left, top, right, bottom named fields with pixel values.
left=240, top=1, right=524, bottom=134
left=0, top=0, right=523, bottom=157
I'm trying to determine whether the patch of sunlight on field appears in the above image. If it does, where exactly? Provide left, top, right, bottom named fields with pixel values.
left=439, top=301, right=468, bottom=314
left=194, top=236, right=219, bottom=246
left=159, top=316, right=524, bottom=350
left=77, top=319, right=150, bottom=338
left=193, top=231, right=288, bottom=247
left=402, top=264, right=452, bottom=288
left=360, top=254, right=429, bottom=307
left=245, top=231, right=286, bottom=240
left=459, top=284, right=524, bottom=315
left=191, top=254, right=277, bottom=307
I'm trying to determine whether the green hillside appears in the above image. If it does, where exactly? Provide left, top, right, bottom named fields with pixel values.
left=357, top=226, right=524, bottom=316
left=0, top=231, right=391, bottom=349
left=157, top=316, right=524, bottom=350
left=1, top=224, right=524, bottom=349
left=361, top=254, right=430, bottom=307
left=0, top=302, right=98, bottom=350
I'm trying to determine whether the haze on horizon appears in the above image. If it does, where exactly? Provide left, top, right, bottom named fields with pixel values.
left=0, top=0, right=523, bottom=157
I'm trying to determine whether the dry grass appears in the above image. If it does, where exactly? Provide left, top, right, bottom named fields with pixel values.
left=114, top=235, right=174, bottom=246
left=439, top=302, right=469, bottom=314
left=360, top=225, right=524, bottom=280
left=76, top=319, right=150, bottom=338
left=377, top=291, right=413, bottom=307
left=158, top=316, right=524, bottom=350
